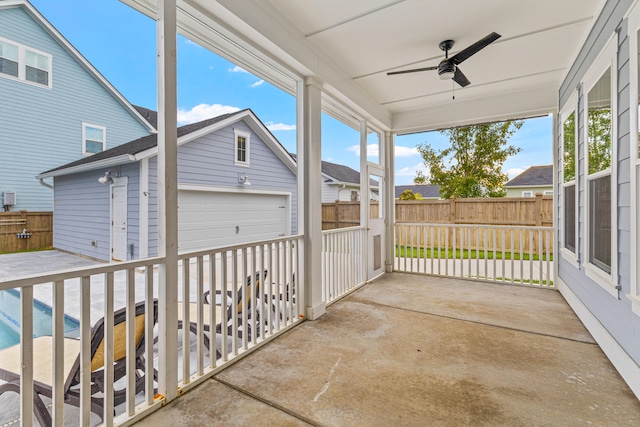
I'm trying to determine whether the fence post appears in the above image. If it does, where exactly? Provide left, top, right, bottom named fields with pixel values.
left=449, top=197, right=456, bottom=223
left=534, top=193, right=543, bottom=226
left=334, top=200, right=340, bottom=229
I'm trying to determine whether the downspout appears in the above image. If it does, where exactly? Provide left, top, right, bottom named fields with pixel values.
left=38, top=178, right=53, bottom=190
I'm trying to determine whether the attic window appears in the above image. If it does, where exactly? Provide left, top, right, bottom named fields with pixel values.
left=0, top=37, right=51, bottom=88
left=82, top=123, right=106, bottom=155
left=234, top=129, right=250, bottom=166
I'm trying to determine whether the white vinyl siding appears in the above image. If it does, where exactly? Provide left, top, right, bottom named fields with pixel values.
left=82, top=123, right=106, bottom=155
left=0, top=36, right=51, bottom=88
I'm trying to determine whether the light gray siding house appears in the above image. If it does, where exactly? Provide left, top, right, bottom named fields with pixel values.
left=0, top=0, right=154, bottom=212
left=37, top=109, right=297, bottom=262
left=504, top=165, right=553, bottom=197
left=557, top=0, right=640, bottom=399
left=318, top=160, right=380, bottom=202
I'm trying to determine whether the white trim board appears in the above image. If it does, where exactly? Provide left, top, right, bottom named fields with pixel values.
left=557, top=277, right=640, bottom=400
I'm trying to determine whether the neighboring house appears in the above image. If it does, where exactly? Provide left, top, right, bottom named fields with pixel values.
left=0, top=0, right=155, bottom=212
left=504, top=165, right=553, bottom=197
left=37, top=109, right=297, bottom=262
left=394, top=184, right=440, bottom=199
left=319, top=159, right=378, bottom=202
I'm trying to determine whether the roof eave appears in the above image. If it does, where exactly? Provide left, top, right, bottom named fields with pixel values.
left=36, top=154, right=137, bottom=179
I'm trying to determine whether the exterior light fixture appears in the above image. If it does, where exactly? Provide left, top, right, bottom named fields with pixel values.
left=98, top=171, right=115, bottom=185
left=238, top=173, right=251, bottom=186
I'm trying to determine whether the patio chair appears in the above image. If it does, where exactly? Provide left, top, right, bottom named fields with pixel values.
left=177, top=270, right=268, bottom=353
left=0, top=299, right=158, bottom=426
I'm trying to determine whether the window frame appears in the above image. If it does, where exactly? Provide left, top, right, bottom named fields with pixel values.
left=559, top=91, right=579, bottom=265
left=234, top=129, right=251, bottom=167
left=522, top=191, right=533, bottom=197
left=627, top=2, right=640, bottom=314
left=0, top=36, right=52, bottom=89
left=581, top=34, right=618, bottom=297
left=82, top=123, right=106, bottom=155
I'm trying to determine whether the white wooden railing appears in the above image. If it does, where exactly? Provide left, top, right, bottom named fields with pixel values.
left=0, top=235, right=301, bottom=426
left=394, top=223, right=555, bottom=287
left=321, top=226, right=367, bottom=304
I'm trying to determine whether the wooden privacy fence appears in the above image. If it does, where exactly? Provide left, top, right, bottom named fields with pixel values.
left=0, top=211, right=53, bottom=253
left=322, top=194, right=553, bottom=229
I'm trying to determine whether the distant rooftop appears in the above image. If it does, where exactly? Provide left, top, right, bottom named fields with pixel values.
left=395, top=184, right=440, bottom=199
left=505, top=165, right=553, bottom=187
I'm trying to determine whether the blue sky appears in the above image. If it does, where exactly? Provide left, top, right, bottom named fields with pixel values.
left=30, top=0, right=552, bottom=185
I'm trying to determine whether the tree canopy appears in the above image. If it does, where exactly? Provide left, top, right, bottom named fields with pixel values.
left=416, top=120, right=523, bottom=199
left=398, top=189, right=423, bottom=200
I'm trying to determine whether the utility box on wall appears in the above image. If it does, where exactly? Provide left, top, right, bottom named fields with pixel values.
left=3, top=191, right=16, bottom=211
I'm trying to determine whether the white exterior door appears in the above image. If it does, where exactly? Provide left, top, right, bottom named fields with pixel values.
left=367, top=168, right=385, bottom=279
left=111, top=178, right=128, bottom=261
left=178, top=189, right=290, bottom=252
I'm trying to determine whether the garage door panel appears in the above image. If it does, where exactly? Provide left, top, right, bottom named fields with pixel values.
left=178, top=190, right=288, bottom=251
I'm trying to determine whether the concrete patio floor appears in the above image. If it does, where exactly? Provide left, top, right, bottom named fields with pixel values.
left=135, top=273, right=640, bottom=426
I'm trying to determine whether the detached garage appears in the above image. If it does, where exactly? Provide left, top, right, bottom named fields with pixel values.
left=178, top=189, right=290, bottom=252
left=38, top=109, right=298, bottom=261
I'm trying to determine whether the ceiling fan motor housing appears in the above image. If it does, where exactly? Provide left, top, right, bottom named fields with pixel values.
left=438, top=60, right=456, bottom=79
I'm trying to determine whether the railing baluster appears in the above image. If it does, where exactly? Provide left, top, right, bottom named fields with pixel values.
left=145, top=267, right=155, bottom=401
left=209, top=253, right=217, bottom=367
left=231, top=250, right=239, bottom=355
left=52, top=279, right=65, bottom=425
left=501, top=229, right=506, bottom=283
left=242, top=247, right=248, bottom=351
left=80, top=276, right=91, bottom=425
left=452, top=226, right=457, bottom=277
left=221, top=251, right=228, bottom=362
left=538, top=229, right=543, bottom=286
left=196, top=255, right=204, bottom=375
left=103, top=272, right=115, bottom=426
left=520, top=229, right=524, bottom=284
left=510, top=229, right=515, bottom=284
left=20, top=285, right=34, bottom=427
left=182, top=259, right=190, bottom=383
left=547, top=230, right=552, bottom=287
left=126, top=269, right=136, bottom=416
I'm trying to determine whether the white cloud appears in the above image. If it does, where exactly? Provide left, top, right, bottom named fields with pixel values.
left=250, top=79, right=265, bottom=88
left=177, top=103, right=240, bottom=125
left=229, top=65, right=248, bottom=73
left=395, top=145, right=419, bottom=157
left=346, top=144, right=419, bottom=158
left=266, top=122, right=296, bottom=131
left=506, top=167, right=527, bottom=179
left=396, top=162, right=428, bottom=177
left=346, top=144, right=378, bottom=157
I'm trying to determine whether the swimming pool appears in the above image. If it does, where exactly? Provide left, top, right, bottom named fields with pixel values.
left=0, top=289, right=80, bottom=350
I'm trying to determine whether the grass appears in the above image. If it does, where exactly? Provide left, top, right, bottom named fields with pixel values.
left=395, top=246, right=553, bottom=262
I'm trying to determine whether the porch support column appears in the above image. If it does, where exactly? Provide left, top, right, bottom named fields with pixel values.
left=298, top=76, right=326, bottom=320
left=359, top=121, right=370, bottom=227
left=156, top=0, right=179, bottom=402
left=384, top=131, right=395, bottom=272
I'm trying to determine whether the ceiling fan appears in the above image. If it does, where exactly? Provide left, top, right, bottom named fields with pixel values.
left=387, top=32, right=501, bottom=87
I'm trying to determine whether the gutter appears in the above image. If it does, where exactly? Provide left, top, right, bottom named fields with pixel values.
left=36, top=154, right=137, bottom=179
left=38, top=177, right=54, bottom=190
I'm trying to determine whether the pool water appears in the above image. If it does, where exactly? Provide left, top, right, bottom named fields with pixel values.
left=0, top=289, right=80, bottom=350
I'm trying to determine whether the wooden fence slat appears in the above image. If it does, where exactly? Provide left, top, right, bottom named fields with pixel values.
left=0, top=212, right=53, bottom=253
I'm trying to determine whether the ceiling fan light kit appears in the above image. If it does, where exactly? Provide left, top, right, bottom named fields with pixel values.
left=388, top=32, right=501, bottom=88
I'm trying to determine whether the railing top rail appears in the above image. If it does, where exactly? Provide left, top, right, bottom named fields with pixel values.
left=395, top=222, right=554, bottom=231
left=321, top=226, right=366, bottom=235
left=0, top=256, right=165, bottom=290
left=177, top=234, right=303, bottom=260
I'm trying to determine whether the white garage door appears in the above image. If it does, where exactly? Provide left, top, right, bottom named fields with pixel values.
left=178, top=190, right=289, bottom=252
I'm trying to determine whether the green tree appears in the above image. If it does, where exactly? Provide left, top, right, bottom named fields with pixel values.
left=563, top=112, right=575, bottom=182
left=413, top=171, right=426, bottom=184
left=587, top=108, right=611, bottom=174
left=417, top=120, right=523, bottom=199
left=399, top=189, right=423, bottom=200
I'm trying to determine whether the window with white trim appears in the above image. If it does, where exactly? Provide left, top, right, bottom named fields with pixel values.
left=561, top=104, right=577, bottom=254
left=522, top=191, right=533, bottom=197
left=82, top=123, right=106, bottom=155
left=0, top=37, right=51, bottom=87
left=234, top=129, right=250, bottom=166
left=543, top=190, right=553, bottom=195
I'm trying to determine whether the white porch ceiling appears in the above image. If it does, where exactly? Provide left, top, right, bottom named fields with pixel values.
left=123, top=0, right=602, bottom=133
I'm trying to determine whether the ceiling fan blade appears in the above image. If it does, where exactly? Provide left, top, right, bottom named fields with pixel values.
left=450, top=32, right=501, bottom=65
left=387, top=66, right=438, bottom=75
left=452, top=67, right=470, bottom=87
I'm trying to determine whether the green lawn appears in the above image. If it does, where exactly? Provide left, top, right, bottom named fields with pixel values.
left=395, top=246, right=553, bottom=262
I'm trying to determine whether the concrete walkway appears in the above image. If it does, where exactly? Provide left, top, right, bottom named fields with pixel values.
left=135, top=273, right=640, bottom=426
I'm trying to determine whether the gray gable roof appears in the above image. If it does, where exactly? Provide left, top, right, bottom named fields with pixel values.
left=395, top=184, right=440, bottom=198
left=133, top=105, right=158, bottom=129
left=321, top=160, right=361, bottom=184
left=505, top=165, right=553, bottom=187
left=41, top=109, right=249, bottom=175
